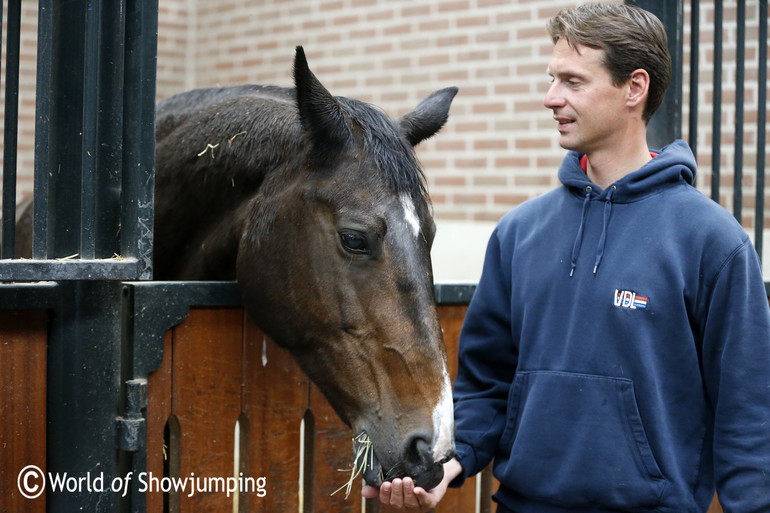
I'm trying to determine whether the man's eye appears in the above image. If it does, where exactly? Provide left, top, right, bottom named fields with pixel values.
left=339, top=231, right=370, bottom=255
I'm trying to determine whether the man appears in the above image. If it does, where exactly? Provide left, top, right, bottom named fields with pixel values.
left=363, top=3, right=770, bottom=512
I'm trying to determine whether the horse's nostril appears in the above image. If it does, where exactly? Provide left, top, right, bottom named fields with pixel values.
left=401, top=432, right=445, bottom=490
left=403, top=432, right=433, bottom=467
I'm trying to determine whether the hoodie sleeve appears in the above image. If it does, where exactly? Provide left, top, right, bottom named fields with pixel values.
left=451, top=226, right=519, bottom=485
left=700, top=238, right=770, bottom=512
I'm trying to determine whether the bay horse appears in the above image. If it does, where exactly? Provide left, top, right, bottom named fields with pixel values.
left=154, top=47, right=458, bottom=490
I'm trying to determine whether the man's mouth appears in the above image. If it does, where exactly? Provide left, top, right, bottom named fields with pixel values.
left=554, top=115, right=574, bottom=130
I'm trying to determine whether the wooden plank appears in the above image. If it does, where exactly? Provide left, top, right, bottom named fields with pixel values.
left=438, top=305, right=467, bottom=383
left=241, top=315, right=310, bottom=512
left=310, top=382, right=364, bottom=513
left=146, top=330, right=173, bottom=513
left=171, top=308, right=244, bottom=513
left=0, top=310, right=47, bottom=513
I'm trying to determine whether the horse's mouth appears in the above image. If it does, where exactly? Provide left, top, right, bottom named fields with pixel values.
left=362, top=455, right=384, bottom=487
left=355, top=432, right=445, bottom=491
left=353, top=432, right=384, bottom=487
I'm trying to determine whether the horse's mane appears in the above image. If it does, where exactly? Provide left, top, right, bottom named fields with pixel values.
left=155, top=86, right=430, bottom=210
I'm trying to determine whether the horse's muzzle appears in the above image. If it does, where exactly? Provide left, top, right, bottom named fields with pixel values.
left=363, top=432, right=446, bottom=490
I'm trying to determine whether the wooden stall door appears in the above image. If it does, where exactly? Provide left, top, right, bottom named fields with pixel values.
left=0, top=311, right=48, bottom=513
left=146, top=306, right=481, bottom=513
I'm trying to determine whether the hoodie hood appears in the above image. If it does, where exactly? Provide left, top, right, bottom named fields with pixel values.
left=558, top=139, right=697, bottom=202
left=558, top=139, right=697, bottom=275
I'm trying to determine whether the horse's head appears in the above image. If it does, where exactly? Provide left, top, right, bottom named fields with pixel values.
left=236, top=47, right=457, bottom=490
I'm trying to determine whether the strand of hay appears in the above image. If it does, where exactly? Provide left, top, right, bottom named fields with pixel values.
left=228, top=131, right=247, bottom=144
left=331, top=432, right=377, bottom=499
left=197, top=143, right=219, bottom=159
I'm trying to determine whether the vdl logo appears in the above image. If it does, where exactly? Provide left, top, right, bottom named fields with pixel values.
left=614, top=289, right=648, bottom=310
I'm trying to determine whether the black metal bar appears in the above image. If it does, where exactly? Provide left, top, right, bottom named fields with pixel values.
left=733, top=0, right=745, bottom=223
left=0, top=258, right=142, bottom=281
left=46, top=281, right=124, bottom=512
left=45, top=0, right=85, bottom=259
left=1, top=1, right=22, bottom=259
left=711, top=0, right=723, bottom=203
left=80, top=0, right=101, bottom=259
left=756, top=0, right=767, bottom=263
left=0, top=0, right=5, bottom=258
left=625, top=0, right=684, bottom=149
left=0, top=281, right=60, bottom=310
left=688, top=0, right=699, bottom=166
left=94, top=0, right=127, bottom=259
left=120, top=0, right=158, bottom=278
left=33, top=0, right=53, bottom=259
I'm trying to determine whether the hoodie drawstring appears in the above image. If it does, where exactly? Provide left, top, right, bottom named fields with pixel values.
left=593, top=185, right=615, bottom=274
left=570, top=187, right=592, bottom=277
left=570, top=185, right=615, bottom=277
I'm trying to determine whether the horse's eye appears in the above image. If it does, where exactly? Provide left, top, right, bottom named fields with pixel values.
left=339, top=231, right=370, bottom=255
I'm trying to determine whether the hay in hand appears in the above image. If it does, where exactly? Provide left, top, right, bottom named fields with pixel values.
left=331, top=432, right=379, bottom=499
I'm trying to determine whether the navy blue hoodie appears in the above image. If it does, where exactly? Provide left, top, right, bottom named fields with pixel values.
left=452, top=140, right=770, bottom=513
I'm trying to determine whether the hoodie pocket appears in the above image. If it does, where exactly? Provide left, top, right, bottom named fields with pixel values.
left=499, top=371, right=666, bottom=510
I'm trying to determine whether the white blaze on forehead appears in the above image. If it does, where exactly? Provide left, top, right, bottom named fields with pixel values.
left=432, top=369, right=455, bottom=462
left=400, top=193, right=421, bottom=238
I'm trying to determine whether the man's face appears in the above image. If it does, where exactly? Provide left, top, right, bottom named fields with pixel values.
left=544, top=38, right=630, bottom=155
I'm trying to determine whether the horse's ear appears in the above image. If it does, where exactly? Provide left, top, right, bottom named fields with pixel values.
left=398, top=87, right=458, bottom=146
left=293, top=46, right=350, bottom=149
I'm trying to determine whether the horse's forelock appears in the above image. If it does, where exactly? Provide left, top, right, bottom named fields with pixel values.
left=339, top=98, right=430, bottom=208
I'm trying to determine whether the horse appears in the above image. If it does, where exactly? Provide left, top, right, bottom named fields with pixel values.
left=154, top=47, right=458, bottom=490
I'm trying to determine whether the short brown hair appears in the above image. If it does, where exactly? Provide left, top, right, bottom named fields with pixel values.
left=547, top=3, right=671, bottom=123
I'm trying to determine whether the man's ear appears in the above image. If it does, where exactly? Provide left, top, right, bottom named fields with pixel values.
left=627, top=68, right=650, bottom=110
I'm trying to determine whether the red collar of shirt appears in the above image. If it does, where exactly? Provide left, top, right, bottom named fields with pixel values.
left=580, top=152, right=659, bottom=173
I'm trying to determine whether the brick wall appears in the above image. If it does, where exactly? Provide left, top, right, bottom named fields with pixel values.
left=1, top=1, right=768, bottom=263
left=0, top=0, right=39, bottom=202
left=156, top=0, right=590, bottom=223
left=682, top=1, right=768, bottom=234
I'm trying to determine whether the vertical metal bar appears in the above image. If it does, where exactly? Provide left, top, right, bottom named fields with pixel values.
left=121, top=0, right=158, bottom=279
left=1, top=1, right=22, bottom=259
left=94, top=0, right=126, bottom=259
left=625, top=0, right=684, bottom=149
left=80, top=0, right=101, bottom=259
left=33, top=0, right=54, bottom=259
left=711, top=0, right=723, bottom=203
left=688, top=0, right=699, bottom=164
left=48, top=1, right=85, bottom=259
left=756, top=0, right=767, bottom=263
left=733, top=0, right=745, bottom=223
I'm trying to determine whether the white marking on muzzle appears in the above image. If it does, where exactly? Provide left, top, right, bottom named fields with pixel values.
left=431, top=369, right=455, bottom=462
left=400, top=193, right=421, bottom=238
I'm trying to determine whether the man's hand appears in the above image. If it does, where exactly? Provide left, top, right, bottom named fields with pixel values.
left=361, top=458, right=463, bottom=512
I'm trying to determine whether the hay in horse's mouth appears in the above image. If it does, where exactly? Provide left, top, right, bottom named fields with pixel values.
left=331, top=432, right=383, bottom=498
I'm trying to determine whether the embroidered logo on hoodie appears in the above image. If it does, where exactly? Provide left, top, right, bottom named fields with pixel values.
left=613, top=289, right=648, bottom=309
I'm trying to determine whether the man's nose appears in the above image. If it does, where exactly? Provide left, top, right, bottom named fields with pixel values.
left=543, top=82, right=563, bottom=109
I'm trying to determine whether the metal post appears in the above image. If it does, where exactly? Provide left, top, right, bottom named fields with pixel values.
left=1, top=1, right=21, bottom=258
left=625, top=0, right=684, bottom=150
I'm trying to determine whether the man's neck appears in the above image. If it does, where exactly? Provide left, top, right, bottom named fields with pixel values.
left=583, top=134, right=653, bottom=190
